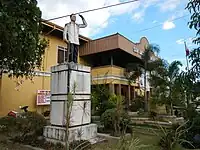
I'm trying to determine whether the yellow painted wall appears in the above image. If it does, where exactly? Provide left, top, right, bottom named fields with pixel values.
left=92, top=65, right=124, bottom=77
left=42, top=35, right=68, bottom=71
left=92, top=78, right=128, bottom=85
left=0, top=34, right=81, bottom=116
left=91, top=65, right=138, bottom=86
left=0, top=75, right=50, bottom=116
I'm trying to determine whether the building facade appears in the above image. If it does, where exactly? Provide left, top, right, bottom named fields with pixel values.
left=80, top=33, right=151, bottom=106
left=0, top=21, right=150, bottom=116
left=0, top=21, right=89, bottom=116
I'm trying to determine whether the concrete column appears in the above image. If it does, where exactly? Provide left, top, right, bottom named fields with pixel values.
left=133, top=86, right=136, bottom=99
left=110, top=55, right=113, bottom=66
left=118, top=84, right=121, bottom=95
left=128, top=85, right=131, bottom=106
left=109, top=83, right=115, bottom=94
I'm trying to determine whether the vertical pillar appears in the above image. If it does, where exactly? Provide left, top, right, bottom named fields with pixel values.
left=109, top=83, right=115, bottom=94
left=118, top=84, right=121, bottom=95
left=110, top=55, right=113, bottom=66
left=133, top=86, right=135, bottom=99
left=128, top=85, right=131, bottom=106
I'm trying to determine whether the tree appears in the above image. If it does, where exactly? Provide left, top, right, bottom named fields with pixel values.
left=142, top=44, right=160, bottom=112
left=124, top=63, right=142, bottom=107
left=178, top=0, right=200, bottom=111
left=0, top=0, right=48, bottom=79
left=150, top=60, right=183, bottom=115
left=186, top=0, right=200, bottom=78
left=186, top=0, right=200, bottom=45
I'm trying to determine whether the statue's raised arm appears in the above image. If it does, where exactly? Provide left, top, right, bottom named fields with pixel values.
left=78, top=14, right=87, bottom=28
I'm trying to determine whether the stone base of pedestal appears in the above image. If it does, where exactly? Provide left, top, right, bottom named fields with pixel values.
left=43, top=124, right=98, bottom=144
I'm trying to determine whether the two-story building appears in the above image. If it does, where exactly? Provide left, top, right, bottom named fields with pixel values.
left=0, top=21, right=150, bottom=116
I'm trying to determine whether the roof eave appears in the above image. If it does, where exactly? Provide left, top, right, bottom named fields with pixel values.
left=41, top=19, right=91, bottom=42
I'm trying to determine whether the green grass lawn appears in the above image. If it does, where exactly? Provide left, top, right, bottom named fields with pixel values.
left=0, top=128, right=191, bottom=150
left=91, top=131, right=160, bottom=150
left=92, top=127, right=189, bottom=150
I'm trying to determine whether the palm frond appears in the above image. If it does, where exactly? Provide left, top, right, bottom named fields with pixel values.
left=124, top=63, right=143, bottom=84
left=142, top=44, right=160, bottom=62
left=168, top=60, right=182, bottom=80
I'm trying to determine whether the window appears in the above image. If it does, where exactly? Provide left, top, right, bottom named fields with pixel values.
left=57, top=46, right=68, bottom=64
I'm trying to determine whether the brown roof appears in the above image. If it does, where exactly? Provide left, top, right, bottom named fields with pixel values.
left=79, top=33, right=149, bottom=58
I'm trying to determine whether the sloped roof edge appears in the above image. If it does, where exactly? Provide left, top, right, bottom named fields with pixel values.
left=41, top=19, right=91, bottom=42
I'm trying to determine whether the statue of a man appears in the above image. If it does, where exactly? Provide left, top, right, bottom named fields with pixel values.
left=63, top=14, right=87, bottom=63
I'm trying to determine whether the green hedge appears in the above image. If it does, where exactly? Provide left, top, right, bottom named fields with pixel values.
left=0, top=112, right=47, bottom=139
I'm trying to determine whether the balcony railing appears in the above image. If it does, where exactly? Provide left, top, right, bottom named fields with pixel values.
left=91, top=65, right=140, bottom=86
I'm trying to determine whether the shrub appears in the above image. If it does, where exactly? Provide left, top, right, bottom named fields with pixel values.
left=159, top=130, right=175, bottom=150
left=137, top=108, right=145, bottom=116
left=0, top=116, right=17, bottom=133
left=100, top=108, right=132, bottom=135
left=157, top=121, right=193, bottom=150
left=182, top=115, right=200, bottom=149
left=0, top=112, right=47, bottom=140
left=91, top=84, right=114, bottom=116
left=129, top=97, right=145, bottom=112
left=149, top=111, right=157, bottom=120
left=101, top=108, right=115, bottom=130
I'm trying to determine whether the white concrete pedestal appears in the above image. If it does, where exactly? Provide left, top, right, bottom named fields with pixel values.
left=43, top=63, right=97, bottom=143
left=44, top=124, right=97, bottom=143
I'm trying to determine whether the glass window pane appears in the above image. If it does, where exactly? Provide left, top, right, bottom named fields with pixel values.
left=58, top=49, right=64, bottom=63
left=65, top=51, right=68, bottom=62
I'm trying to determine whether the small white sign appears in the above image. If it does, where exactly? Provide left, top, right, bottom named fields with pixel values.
left=36, top=90, right=51, bottom=105
left=133, top=46, right=139, bottom=53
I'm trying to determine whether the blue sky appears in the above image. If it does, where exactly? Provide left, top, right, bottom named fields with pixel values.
left=39, top=0, right=197, bottom=69
left=90, top=0, right=197, bottom=69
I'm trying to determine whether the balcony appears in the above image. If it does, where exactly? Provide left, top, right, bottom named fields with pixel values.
left=91, top=65, right=139, bottom=86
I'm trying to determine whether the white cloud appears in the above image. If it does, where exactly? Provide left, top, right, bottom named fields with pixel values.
left=131, top=0, right=160, bottom=23
left=162, top=20, right=176, bottom=30
left=176, top=37, right=194, bottom=46
left=176, top=39, right=184, bottom=45
left=159, top=0, right=181, bottom=12
left=38, top=0, right=140, bottom=37
left=131, top=0, right=182, bottom=23
left=38, top=0, right=184, bottom=37
left=132, top=10, right=145, bottom=22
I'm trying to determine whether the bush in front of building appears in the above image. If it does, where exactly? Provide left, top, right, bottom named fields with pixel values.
left=91, top=84, right=115, bottom=116
left=100, top=108, right=132, bottom=136
left=129, top=96, right=145, bottom=112
left=0, top=112, right=47, bottom=141
left=182, top=114, right=200, bottom=149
